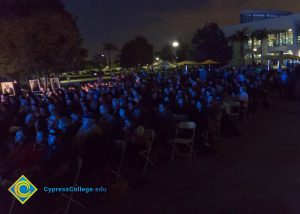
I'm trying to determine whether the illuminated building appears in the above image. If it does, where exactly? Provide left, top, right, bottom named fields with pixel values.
left=224, top=10, right=300, bottom=65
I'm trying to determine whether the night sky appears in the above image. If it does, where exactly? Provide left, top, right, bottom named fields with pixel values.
left=63, top=0, right=300, bottom=57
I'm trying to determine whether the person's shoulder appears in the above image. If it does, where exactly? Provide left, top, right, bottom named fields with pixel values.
left=92, top=124, right=103, bottom=134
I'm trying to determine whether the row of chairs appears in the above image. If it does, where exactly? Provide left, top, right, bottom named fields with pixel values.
left=7, top=121, right=197, bottom=214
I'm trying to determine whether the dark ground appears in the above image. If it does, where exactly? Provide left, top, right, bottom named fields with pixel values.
left=99, top=89, right=300, bottom=214
left=2, top=84, right=300, bottom=214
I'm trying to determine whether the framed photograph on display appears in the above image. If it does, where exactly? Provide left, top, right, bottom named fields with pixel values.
left=1, top=82, right=15, bottom=96
left=40, top=77, right=47, bottom=89
left=29, top=79, right=41, bottom=92
left=50, top=78, right=61, bottom=91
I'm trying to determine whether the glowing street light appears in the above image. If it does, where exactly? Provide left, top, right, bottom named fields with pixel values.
left=253, top=48, right=257, bottom=52
left=156, top=57, right=160, bottom=61
left=172, top=41, right=179, bottom=63
left=172, top=41, right=179, bottom=48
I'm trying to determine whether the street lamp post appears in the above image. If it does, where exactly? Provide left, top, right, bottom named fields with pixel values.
left=172, top=41, right=179, bottom=63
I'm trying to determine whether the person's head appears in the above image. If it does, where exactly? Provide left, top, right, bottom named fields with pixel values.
left=31, top=104, right=38, bottom=113
left=132, top=108, right=141, bottom=119
left=25, top=113, right=35, bottom=126
left=158, top=103, right=166, bottom=114
left=127, top=102, right=135, bottom=111
left=164, top=88, right=170, bottom=95
left=124, top=119, right=132, bottom=129
left=240, top=86, right=245, bottom=94
left=195, top=101, right=203, bottom=112
left=99, top=104, right=109, bottom=115
left=66, top=99, right=73, bottom=106
left=48, top=134, right=58, bottom=146
left=15, top=129, right=26, bottom=144
left=48, top=103, right=56, bottom=114
left=36, top=131, right=45, bottom=145
left=119, top=108, right=127, bottom=119
left=70, top=113, right=81, bottom=124
left=57, top=117, right=71, bottom=132
left=20, top=98, right=28, bottom=106
left=81, top=117, right=94, bottom=129
left=112, top=98, right=120, bottom=110
left=164, top=96, right=170, bottom=103
left=40, top=107, right=48, bottom=117
left=205, top=90, right=211, bottom=97
left=47, top=115, right=58, bottom=130
left=119, top=97, right=127, bottom=108
left=177, top=97, right=184, bottom=108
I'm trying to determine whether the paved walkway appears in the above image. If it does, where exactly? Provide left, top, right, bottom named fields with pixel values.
left=100, top=93, right=300, bottom=214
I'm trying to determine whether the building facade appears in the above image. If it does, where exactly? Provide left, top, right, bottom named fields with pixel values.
left=240, top=10, right=292, bottom=23
left=224, top=10, right=300, bottom=66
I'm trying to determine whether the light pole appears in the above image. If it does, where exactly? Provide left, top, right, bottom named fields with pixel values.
left=172, top=41, right=179, bottom=63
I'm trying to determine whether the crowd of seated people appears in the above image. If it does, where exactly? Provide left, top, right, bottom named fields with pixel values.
left=0, top=66, right=297, bottom=194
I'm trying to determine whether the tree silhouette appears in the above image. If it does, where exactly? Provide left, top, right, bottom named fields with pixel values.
left=0, top=0, right=86, bottom=76
left=102, top=43, right=118, bottom=66
left=192, top=23, right=232, bottom=63
left=120, top=36, right=153, bottom=67
left=252, top=29, right=269, bottom=63
left=159, top=44, right=173, bottom=61
left=228, top=28, right=249, bottom=64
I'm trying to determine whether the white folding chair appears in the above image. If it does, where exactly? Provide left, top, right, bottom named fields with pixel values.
left=170, top=121, right=196, bottom=164
left=63, top=157, right=85, bottom=214
left=228, top=101, right=241, bottom=125
left=139, top=129, right=156, bottom=176
left=8, top=197, right=16, bottom=214
left=111, top=140, right=127, bottom=181
left=174, top=114, right=188, bottom=122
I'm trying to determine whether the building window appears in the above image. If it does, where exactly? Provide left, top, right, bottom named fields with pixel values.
left=268, top=31, right=293, bottom=47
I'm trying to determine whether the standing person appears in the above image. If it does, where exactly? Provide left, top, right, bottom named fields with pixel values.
left=280, top=70, right=289, bottom=99
left=13, top=80, right=22, bottom=96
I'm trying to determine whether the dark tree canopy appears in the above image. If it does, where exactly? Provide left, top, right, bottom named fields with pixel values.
left=192, top=23, right=232, bottom=63
left=0, top=0, right=86, bottom=75
left=102, top=43, right=118, bottom=66
left=176, top=38, right=190, bottom=62
left=120, top=36, right=153, bottom=68
left=159, top=44, right=173, bottom=61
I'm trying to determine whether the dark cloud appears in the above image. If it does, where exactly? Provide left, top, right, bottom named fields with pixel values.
left=63, top=0, right=300, bottom=57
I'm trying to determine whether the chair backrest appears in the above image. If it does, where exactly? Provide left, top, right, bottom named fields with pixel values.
left=144, top=129, right=155, bottom=142
left=178, top=121, right=196, bottom=129
left=229, top=101, right=241, bottom=114
left=174, top=114, right=188, bottom=122
left=176, top=121, right=196, bottom=141
left=114, top=140, right=127, bottom=159
left=143, top=129, right=155, bottom=148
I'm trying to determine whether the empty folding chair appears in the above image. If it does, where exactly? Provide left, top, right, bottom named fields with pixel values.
left=174, top=114, right=188, bottom=122
left=63, top=157, right=86, bottom=214
left=8, top=197, right=16, bottom=214
left=228, top=101, right=241, bottom=125
left=111, top=140, right=127, bottom=181
left=170, top=121, right=196, bottom=163
left=139, top=129, right=156, bottom=176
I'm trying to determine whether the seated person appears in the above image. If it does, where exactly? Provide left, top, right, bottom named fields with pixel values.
left=154, top=103, right=177, bottom=150
left=35, top=132, right=74, bottom=186
left=0, top=129, right=34, bottom=183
